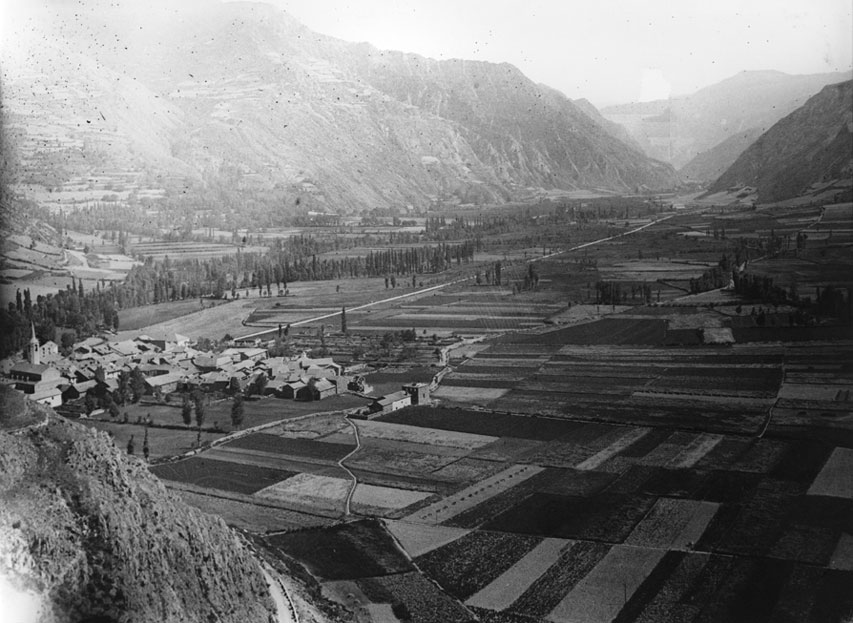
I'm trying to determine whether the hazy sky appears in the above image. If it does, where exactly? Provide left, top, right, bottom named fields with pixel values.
left=2, top=0, right=851, bottom=107
left=256, top=0, right=853, bottom=106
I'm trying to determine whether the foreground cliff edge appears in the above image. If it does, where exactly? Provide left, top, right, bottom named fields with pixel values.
left=0, top=386, right=325, bottom=623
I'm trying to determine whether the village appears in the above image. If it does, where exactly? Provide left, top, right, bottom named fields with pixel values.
left=1, top=322, right=431, bottom=443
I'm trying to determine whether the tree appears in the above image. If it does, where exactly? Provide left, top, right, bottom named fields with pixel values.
left=142, top=428, right=150, bottom=461
left=117, top=370, right=130, bottom=405
left=108, top=400, right=120, bottom=419
left=193, top=391, right=206, bottom=428
left=130, top=367, right=146, bottom=403
left=249, top=374, right=268, bottom=397
left=60, top=331, right=76, bottom=353
left=341, top=306, right=347, bottom=333
left=84, top=393, right=96, bottom=414
left=126, top=435, right=135, bottom=455
left=181, top=394, right=193, bottom=426
left=231, top=395, right=245, bottom=429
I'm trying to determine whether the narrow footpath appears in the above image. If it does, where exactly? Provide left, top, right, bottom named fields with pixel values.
left=338, top=416, right=363, bottom=516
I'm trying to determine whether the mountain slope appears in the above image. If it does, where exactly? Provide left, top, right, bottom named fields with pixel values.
left=602, top=69, right=852, bottom=169
left=571, top=98, right=645, bottom=152
left=0, top=388, right=284, bottom=622
left=707, top=80, right=853, bottom=202
left=2, top=2, right=678, bottom=214
left=679, top=127, right=765, bottom=183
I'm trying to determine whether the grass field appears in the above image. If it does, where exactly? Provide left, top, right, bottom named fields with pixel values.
left=267, top=519, right=413, bottom=581
left=808, top=448, right=853, bottom=499
left=150, top=456, right=294, bottom=494
left=548, top=545, right=666, bottom=623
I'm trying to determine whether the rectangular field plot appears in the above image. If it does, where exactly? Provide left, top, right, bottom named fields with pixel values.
left=378, top=405, right=587, bottom=440
left=508, top=540, right=612, bottom=618
left=829, top=533, right=853, bottom=570
left=175, top=490, right=333, bottom=533
left=626, top=498, right=719, bottom=549
left=548, top=545, right=666, bottom=623
left=267, top=519, right=412, bottom=581
left=345, top=442, right=462, bottom=475
left=668, top=434, right=723, bottom=469
left=150, top=456, right=295, bottom=495
left=415, top=530, right=542, bottom=600
left=768, top=496, right=853, bottom=565
left=223, top=433, right=354, bottom=462
left=808, top=447, right=853, bottom=499
left=352, top=483, right=433, bottom=514
left=483, top=491, right=655, bottom=542
left=468, top=437, right=545, bottom=462
left=385, top=521, right=470, bottom=558
left=341, top=419, right=498, bottom=449
left=356, top=571, right=473, bottom=623
left=255, top=473, right=349, bottom=512
left=465, top=538, right=570, bottom=611
left=405, top=464, right=545, bottom=525
left=433, top=385, right=511, bottom=403
left=622, top=552, right=713, bottom=623
left=576, top=427, right=651, bottom=470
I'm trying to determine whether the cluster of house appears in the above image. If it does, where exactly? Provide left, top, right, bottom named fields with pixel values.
left=1, top=325, right=348, bottom=409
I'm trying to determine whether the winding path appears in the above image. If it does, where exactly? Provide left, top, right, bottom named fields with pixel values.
left=338, top=416, right=363, bottom=516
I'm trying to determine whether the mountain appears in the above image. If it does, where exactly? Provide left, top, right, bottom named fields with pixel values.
left=679, top=127, right=765, bottom=183
left=707, top=80, right=853, bottom=202
left=602, top=69, right=853, bottom=169
left=571, top=98, right=645, bottom=152
left=0, top=387, right=289, bottom=622
left=1, top=2, right=678, bottom=215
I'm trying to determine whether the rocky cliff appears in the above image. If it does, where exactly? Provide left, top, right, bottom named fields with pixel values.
left=0, top=388, right=281, bottom=623
left=707, top=80, right=853, bottom=202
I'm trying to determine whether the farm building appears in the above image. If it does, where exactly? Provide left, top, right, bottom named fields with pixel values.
left=193, top=353, right=233, bottom=371
left=222, top=347, right=268, bottom=363
left=38, top=340, right=60, bottom=362
left=402, top=382, right=430, bottom=405
left=295, top=378, right=337, bottom=402
left=59, top=380, right=97, bottom=403
left=369, top=391, right=412, bottom=414
left=279, top=380, right=307, bottom=399
left=144, top=373, right=184, bottom=395
left=138, top=331, right=190, bottom=351
left=263, top=378, right=287, bottom=396
left=30, top=385, right=62, bottom=407
left=198, top=371, right=231, bottom=392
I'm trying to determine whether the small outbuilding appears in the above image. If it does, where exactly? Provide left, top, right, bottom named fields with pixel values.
left=402, top=382, right=430, bottom=405
left=369, top=390, right=411, bottom=415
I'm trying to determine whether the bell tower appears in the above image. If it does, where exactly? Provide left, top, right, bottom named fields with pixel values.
left=28, top=323, right=40, bottom=365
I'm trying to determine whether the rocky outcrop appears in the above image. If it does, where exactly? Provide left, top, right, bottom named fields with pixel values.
left=707, top=80, right=853, bottom=202
left=0, top=390, right=279, bottom=623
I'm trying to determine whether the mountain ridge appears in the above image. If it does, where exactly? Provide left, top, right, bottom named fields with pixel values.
left=1, top=1, right=678, bottom=215
left=601, top=69, right=852, bottom=169
left=707, top=79, right=853, bottom=202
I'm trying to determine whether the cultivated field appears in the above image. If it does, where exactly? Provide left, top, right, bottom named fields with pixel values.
left=135, top=202, right=853, bottom=621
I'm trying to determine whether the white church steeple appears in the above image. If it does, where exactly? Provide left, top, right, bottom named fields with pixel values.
left=28, top=323, right=40, bottom=365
